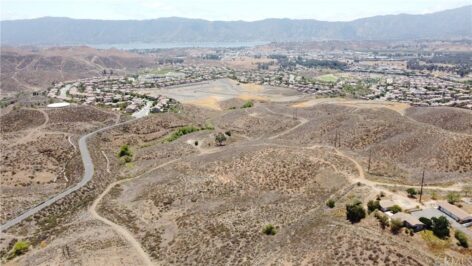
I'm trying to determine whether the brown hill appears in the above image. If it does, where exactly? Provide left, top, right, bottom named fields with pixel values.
left=0, top=46, right=155, bottom=97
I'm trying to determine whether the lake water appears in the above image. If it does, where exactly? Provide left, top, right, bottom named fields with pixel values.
left=89, top=41, right=269, bottom=50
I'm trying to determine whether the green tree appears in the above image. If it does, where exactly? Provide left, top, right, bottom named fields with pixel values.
left=118, top=144, right=132, bottom=157
left=215, top=132, right=227, bottom=146
left=419, top=217, right=432, bottom=229
left=262, top=224, right=277, bottom=235
left=455, top=230, right=469, bottom=248
left=367, top=200, right=380, bottom=214
left=388, top=205, right=402, bottom=214
left=390, top=218, right=403, bottom=234
left=346, top=200, right=366, bottom=223
left=326, top=199, right=335, bottom=208
left=241, top=100, right=254, bottom=108
left=431, top=216, right=450, bottom=239
left=447, top=192, right=461, bottom=204
left=13, top=241, right=29, bottom=256
left=78, top=82, right=85, bottom=92
left=406, top=188, right=418, bottom=198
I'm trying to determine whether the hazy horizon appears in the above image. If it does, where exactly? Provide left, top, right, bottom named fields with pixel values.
left=1, top=0, right=471, bottom=22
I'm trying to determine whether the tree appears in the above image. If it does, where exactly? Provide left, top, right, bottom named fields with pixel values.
left=431, top=216, right=450, bottom=239
left=419, top=217, right=432, bottom=229
left=13, top=241, right=29, bottom=256
left=262, top=224, right=277, bottom=235
left=406, top=188, right=418, bottom=198
left=346, top=200, right=366, bottom=223
left=447, top=192, right=461, bottom=204
left=374, top=211, right=389, bottom=230
left=388, top=205, right=402, bottom=214
left=241, top=100, right=254, bottom=108
left=455, top=230, right=469, bottom=248
left=390, top=218, right=403, bottom=234
left=367, top=200, right=381, bottom=214
left=78, top=82, right=85, bottom=92
left=118, top=144, right=132, bottom=157
left=215, top=132, right=227, bottom=146
left=326, top=199, right=335, bottom=208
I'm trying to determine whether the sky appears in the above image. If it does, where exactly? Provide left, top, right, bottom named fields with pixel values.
left=1, top=0, right=470, bottom=21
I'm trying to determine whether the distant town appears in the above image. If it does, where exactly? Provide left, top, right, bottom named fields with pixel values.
left=46, top=46, right=472, bottom=112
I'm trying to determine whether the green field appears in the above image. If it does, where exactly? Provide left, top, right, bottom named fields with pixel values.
left=315, top=74, right=338, bottom=83
left=141, top=67, right=174, bottom=75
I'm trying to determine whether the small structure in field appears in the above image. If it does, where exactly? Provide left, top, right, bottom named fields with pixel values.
left=391, top=212, right=424, bottom=232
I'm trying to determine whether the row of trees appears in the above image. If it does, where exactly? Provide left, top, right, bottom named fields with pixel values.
left=406, top=187, right=463, bottom=205
left=268, top=54, right=347, bottom=70
left=406, top=59, right=471, bottom=77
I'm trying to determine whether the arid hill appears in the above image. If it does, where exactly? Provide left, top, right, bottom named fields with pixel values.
left=0, top=46, right=155, bottom=97
left=3, top=100, right=471, bottom=265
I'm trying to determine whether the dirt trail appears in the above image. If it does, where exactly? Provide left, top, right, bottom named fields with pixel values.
left=14, top=108, right=50, bottom=144
left=89, top=159, right=180, bottom=266
left=258, top=102, right=463, bottom=196
left=262, top=106, right=308, bottom=140
left=308, top=144, right=457, bottom=208
left=101, top=151, right=111, bottom=174
left=68, top=135, right=77, bottom=151
left=87, top=102, right=465, bottom=264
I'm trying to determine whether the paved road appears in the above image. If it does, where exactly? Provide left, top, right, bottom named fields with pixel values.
left=132, top=101, right=153, bottom=119
left=0, top=119, right=135, bottom=232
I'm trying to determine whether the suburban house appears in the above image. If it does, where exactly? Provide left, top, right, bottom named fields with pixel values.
left=438, top=202, right=472, bottom=224
left=379, top=200, right=396, bottom=212
left=391, top=212, right=424, bottom=232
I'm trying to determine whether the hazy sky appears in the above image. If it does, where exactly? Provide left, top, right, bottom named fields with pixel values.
left=1, top=0, right=470, bottom=21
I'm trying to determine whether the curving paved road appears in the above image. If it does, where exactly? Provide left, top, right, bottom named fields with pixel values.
left=0, top=119, right=135, bottom=232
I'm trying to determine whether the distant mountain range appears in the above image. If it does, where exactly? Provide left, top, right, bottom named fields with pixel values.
left=1, top=6, right=471, bottom=45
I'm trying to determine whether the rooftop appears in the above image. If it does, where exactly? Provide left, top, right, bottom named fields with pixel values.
left=438, top=201, right=472, bottom=221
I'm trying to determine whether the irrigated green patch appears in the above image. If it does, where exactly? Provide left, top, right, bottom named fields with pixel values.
left=316, top=74, right=338, bottom=83
left=140, top=67, right=175, bottom=75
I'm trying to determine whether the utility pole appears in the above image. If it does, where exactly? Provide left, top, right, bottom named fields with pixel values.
left=334, top=130, right=338, bottom=147
left=419, top=168, right=425, bottom=204
left=368, top=149, right=372, bottom=173
left=338, top=132, right=341, bottom=147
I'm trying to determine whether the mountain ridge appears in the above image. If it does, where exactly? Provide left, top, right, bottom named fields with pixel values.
left=1, top=5, right=471, bottom=45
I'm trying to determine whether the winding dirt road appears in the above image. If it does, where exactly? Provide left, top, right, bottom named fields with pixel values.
left=89, top=159, right=180, bottom=265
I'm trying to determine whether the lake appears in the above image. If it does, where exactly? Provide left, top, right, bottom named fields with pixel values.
left=89, top=41, right=269, bottom=50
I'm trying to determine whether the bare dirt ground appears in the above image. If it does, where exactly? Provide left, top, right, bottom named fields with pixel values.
left=138, top=78, right=301, bottom=110
left=0, top=105, right=117, bottom=224
left=0, top=46, right=155, bottom=98
left=3, top=93, right=471, bottom=265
